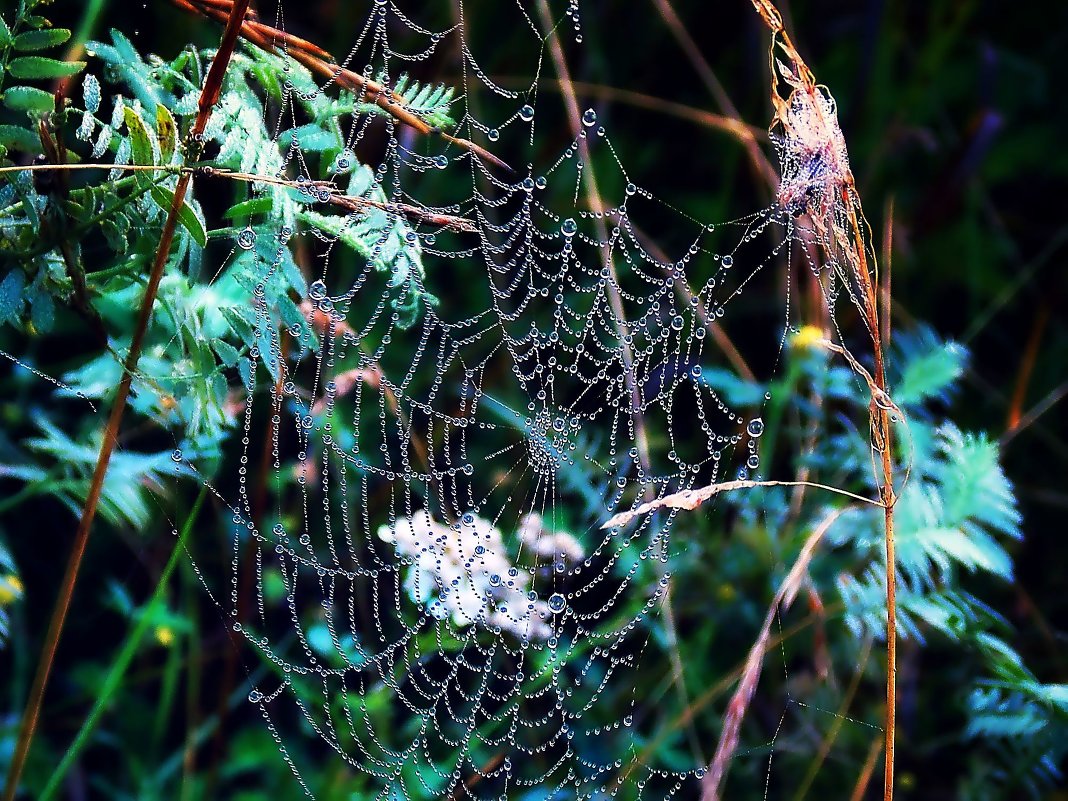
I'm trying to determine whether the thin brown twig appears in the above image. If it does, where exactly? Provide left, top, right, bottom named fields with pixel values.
left=616, top=604, right=839, bottom=790
left=0, top=4, right=253, bottom=799
left=1005, top=302, right=1049, bottom=433
left=170, top=0, right=513, bottom=173
left=0, top=162, right=478, bottom=233
left=619, top=217, right=758, bottom=383
left=649, top=0, right=778, bottom=189
left=603, top=479, right=880, bottom=530
left=850, top=735, right=885, bottom=801
left=792, top=636, right=874, bottom=801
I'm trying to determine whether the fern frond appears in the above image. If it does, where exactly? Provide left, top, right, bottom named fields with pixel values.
left=355, top=72, right=458, bottom=130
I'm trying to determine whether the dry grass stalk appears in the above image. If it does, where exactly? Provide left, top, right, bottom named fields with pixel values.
left=742, top=2, right=899, bottom=800
left=700, top=508, right=848, bottom=799
left=601, top=479, right=879, bottom=530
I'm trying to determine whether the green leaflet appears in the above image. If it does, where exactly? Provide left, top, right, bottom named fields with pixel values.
left=11, top=27, right=70, bottom=51
left=151, top=186, right=207, bottom=247
left=2, top=84, right=54, bottom=113
left=7, top=55, right=84, bottom=79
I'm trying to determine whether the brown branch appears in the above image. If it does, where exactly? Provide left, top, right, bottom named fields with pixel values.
left=2, top=163, right=478, bottom=233
left=0, top=4, right=253, bottom=799
left=170, top=0, right=513, bottom=173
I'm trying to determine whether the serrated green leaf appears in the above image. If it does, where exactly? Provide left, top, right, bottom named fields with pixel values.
left=100, top=217, right=128, bottom=254
left=12, top=28, right=71, bottom=51
left=896, top=340, right=966, bottom=406
left=151, top=186, right=207, bottom=247
left=212, top=339, right=241, bottom=367
left=3, top=85, right=54, bottom=113
left=7, top=56, right=85, bottom=80
left=0, top=16, right=12, bottom=48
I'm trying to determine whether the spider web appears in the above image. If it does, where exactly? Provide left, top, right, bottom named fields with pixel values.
left=163, top=1, right=885, bottom=798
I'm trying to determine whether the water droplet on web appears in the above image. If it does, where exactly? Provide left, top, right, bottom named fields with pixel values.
left=547, top=593, right=567, bottom=614
left=582, top=109, right=597, bottom=127
left=309, top=280, right=327, bottom=300
left=487, top=128, right=499, bottom=142
left=171, top=449, right=183, bottom=462
left=747, top=418, right=765, bottom=437
left=519, top=104, right=534, bottom=121
left=721, top=254, right=734, bottom=267
left=237, top=227, right=256, bottom=250
left=561, top=218, right=577, bottom=236
left=249, top=689, right=263, bottom=703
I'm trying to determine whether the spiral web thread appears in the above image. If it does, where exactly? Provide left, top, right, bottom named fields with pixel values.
left=162, top=1, right=885, bottom=798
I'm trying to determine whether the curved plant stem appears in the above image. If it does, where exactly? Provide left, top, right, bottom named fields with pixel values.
left=0, top=3, right=252, bottom=799
left=725, top=3, right=900, bottom=800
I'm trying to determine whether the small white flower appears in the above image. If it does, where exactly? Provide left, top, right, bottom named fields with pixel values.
left=378, top=510, right=584, bottom=641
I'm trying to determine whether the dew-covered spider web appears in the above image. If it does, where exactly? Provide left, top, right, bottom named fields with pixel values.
left=158, top=1, right=888, bottom=798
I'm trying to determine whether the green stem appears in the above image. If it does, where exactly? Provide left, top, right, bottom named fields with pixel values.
left=71, top=0, right=110, bottom=51
left=37, top=486, right=207, bottom=801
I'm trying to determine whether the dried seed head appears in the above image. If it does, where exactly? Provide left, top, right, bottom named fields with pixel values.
left=774, top=84, right=851, bottom=219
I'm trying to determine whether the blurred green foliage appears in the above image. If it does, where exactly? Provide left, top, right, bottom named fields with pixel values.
left=0, top=1, right=1065, bottom=799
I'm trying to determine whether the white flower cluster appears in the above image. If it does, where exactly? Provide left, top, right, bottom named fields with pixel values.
left=377, top=510, right=583, bottom=641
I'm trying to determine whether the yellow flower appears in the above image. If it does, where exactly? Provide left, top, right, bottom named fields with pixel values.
left=155, top=625, right=176, bottom=647
left=0, top=574, right=24, bottom=606
left=791, top=325, right=826, bottom=350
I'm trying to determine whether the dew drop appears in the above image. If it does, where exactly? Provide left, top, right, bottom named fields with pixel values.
left=547, top=593, right=567, bottom=613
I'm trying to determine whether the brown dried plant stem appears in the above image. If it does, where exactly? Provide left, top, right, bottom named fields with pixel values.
left=843, top=196, right=897, bottom=801
left=171, top=0, right=512, bottom=172
left=736, top=3, right=899, bottom=800
left=0, top=3, right=252, bottom=799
